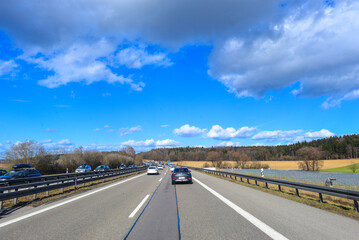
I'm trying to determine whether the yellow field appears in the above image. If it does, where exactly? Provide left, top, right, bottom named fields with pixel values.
left=177, top=159, right=359, bottom=170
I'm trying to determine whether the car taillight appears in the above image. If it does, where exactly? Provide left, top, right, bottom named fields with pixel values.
left=172, top=178, right=176, bottom=181
left=173, top=173, right=177, bottom=175
left=187, top=172, right=191, bottom=175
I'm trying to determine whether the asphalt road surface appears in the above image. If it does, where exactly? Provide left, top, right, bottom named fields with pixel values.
left=0, top=167, right=358, bottom=240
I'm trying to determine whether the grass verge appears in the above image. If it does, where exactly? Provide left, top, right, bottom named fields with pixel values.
left=320, top=163, right=359, bottom=173
left=0, top=171, right=145, bottom=211
left=201, top=171, right=359, bottom=221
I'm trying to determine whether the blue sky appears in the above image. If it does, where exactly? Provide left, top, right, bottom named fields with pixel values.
left=1, top=0, right=359, bottom=153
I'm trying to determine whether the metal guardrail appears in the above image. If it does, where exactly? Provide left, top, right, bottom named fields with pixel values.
left=0, top=167, right=147, bottom=209
left=189, top=167, right=359, bottom=212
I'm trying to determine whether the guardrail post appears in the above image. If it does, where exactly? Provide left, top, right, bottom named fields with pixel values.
left=46, top=191, right=49, bottom=197
left=240, top=177, right=243, bottom=182
left=255, top=180, right=258, bottom=186
left=265, top=182, right=268, bottom=189
left=319, top=193, right=324, bottom=203
left=0, top=201, right=2, bottom=209
left=14, top=197, right=18, bottom=205
left=278, top=185, right=282, bottom=192
left=354, top=200, right=359, bottom=212
left=296, top=188, right=300, bottom=197
left=247, top=178, right=249, bottom=184
left=33, top=193, right=37, bottom=199
left=235, top=176, right=237, bottom=180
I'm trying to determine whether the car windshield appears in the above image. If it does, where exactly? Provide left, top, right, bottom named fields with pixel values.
left=174, top=168, right=189, bottom=173
left=96, top=166, right=104, bottom=169
left=4, top=170, right=24, bottom=177
left=77, top=166, right=87, bottom=169
left=149, top=166, right=156, bottom=169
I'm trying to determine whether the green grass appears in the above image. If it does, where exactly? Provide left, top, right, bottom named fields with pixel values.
left=320, top=163, right=359, bottom=173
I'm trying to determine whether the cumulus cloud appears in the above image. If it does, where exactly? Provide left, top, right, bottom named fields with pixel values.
left=40, top=139, right=75, bottom=150
left=206, top=125, right=256, bottom=140
left=218, top=141, right=241, bottom=147
left=113, top=46, right=172, bottom=69
left=161, top=125, right=169, bottom=128
left=93, top=128, right=102, bottom=132
left=156, top=139, right=179, bottom=147
left=209, top=1, right=359, bottom=105
left=252, top=129, right=335, bottom=143
left=173, top=124, right=207, bottom=137
left=20, top=40, right=145, bottom=90
left=0, top=60, right=17, bottom=76
left=120, top=138, right=179, bottom=151
left=119, top=126, right=142, bottom=136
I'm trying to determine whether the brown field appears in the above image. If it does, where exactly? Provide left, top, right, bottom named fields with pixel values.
left=177, top=159, right=359, bottom=170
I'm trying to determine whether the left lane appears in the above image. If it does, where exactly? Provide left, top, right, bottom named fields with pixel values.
left=0, top=171, right=163, bottom=240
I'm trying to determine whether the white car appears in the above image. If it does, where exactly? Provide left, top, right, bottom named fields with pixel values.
left=170, top=165, right=175, bottom=172
left=158, top=165, right=164, bottom=170
left=147, top=166, right=159, bottom=175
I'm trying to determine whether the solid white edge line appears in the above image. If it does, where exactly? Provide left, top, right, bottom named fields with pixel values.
left=193, top=177, right=288, bottom=240
left=0, top=173, right=146, bottom=228
left=128, top=194, right=150, bottom=218
left=159, top=177, right=163, bottom=182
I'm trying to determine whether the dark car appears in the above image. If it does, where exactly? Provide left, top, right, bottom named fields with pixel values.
left=12, top=164, right=32, bottom=169
left=0, top=168, right=41, bottom=180
left=129, top=164, right=137, bottom=169
left=0, top=169, right=7, bottom=176
left=172, top=167, right=192, bottom=184
left=119, top=164, right=126, bottom=170
left=94, top=165, right=110, bottom=172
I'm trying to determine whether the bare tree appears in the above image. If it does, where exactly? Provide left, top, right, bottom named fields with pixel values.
left=297, top=147, right=323, bottom=171
left=5, top=140, right=43, bottom=165
left=123, top=146, right=136, bottom=159
left=206, top=151, right=220, bottom=167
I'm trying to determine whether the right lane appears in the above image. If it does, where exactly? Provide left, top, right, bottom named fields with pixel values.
left=177, top=170, right=359, bottom=240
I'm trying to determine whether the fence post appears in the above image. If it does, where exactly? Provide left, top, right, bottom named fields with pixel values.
left=319, top=193, right=324, bottom=203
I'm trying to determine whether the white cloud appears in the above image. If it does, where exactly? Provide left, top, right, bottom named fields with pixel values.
left=156, top=139, right=179, bottom=147
left=209, top=1, right=359, bottom=105
left=93, top=128, right=102, bottom=132
left=206, top=125, right=256, bottom=140
left=252, top=130, right=303, bottom=142
left=173, top=124, right=207, bottom=137
left=113, top=46, right=172, bottom=69
left=322, top=89, right=359, bottom=109
left=218, top=141, right=241, bottom=147
left=104, top=125, right=110, bottom=128
left=21, top=40, right=145, bottom=91
left=161, top=125, right=169, bottom=128
left=304, top=129, right=335, bottom=139
left=253, top=143, right=264, bottom=147
left=252, top=129, right=335, bottom=143
left=0, top=60, right=17, bottom=76
left=119, top=126, right=142, bottom=136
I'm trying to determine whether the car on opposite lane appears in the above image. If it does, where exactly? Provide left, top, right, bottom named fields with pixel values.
left=158, top=165, right=164, bottom=170
left=147, top=166, right=159, bottom=175
left=94, top=165, right=110, bottom=172
left=75, top=163, right=92, bottom=173
left=0, top=168, right=41, bottom=181
left=172, top=167, right=192, bottom=184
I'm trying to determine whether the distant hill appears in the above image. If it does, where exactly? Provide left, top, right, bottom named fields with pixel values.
left=140, top=134, right=359, bottom=162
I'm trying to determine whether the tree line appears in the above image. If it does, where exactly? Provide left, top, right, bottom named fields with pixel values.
left=140, top=135, right=359, bottom=171
left=2, top=140, right=143, bottom=174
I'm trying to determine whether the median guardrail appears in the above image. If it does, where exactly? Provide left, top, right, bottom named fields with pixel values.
left=189, top=167, right=359, bottom=212
left=0, top=167, right=147, bottom=209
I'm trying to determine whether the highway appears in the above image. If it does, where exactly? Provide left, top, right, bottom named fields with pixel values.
left=0, top=167, right=358, bottom=240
